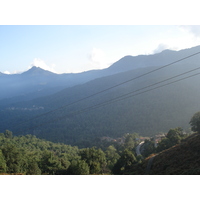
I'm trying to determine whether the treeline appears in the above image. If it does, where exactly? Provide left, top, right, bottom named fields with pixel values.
left=141, top=127, right=191, bottom=158
left=0, top=127, right=193, bottom=175
left=123, top=111, right=200, bottom=175
left=121, top=127, right=194, bottom=175
left=0, top=130, right=142, bottom=175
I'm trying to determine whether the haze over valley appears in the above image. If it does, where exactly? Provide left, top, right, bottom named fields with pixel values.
left=2, top=25, right=200, bottom=176
left=1, top=45, right=200, bottom=146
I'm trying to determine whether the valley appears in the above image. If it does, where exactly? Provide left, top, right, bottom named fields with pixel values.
left=1, top=45, right=200, bottom=175
left=1, top=46, right=200, bottom=147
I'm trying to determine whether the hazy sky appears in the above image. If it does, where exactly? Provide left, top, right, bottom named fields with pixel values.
left=1, top=25, right=200, bottom=74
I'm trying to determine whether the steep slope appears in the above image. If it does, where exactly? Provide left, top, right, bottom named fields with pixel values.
left=1, top=57, right=200, bottom=146
left=127, top=133, right=200, bottom=175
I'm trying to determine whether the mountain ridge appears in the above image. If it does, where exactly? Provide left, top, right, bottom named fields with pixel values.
left=2, top=61, right=200, bottom=145
left=3, top=45, right=200, bottom=76
left=21, top=66, right=55, bottom=76
left=2, top=45, right=200, bottom=146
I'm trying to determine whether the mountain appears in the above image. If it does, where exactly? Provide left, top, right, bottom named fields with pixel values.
left=1, top=59, right=200, bottom=146
left=2, top=45, right=200, bottom=146
left=0, top=66, right=107, bottom=105
left=2, top=45, right=200, bottom=106
left=0, top=67, right=61, bottom=105
left=106, top=46, right=200, bottom=74
left=22, top=66, right=55, bottom=76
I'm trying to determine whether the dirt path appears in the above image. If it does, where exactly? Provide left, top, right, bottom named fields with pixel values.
left=145, top=155, right=156, bottom=175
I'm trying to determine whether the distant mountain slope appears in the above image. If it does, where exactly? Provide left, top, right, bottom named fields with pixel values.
left=1, top=45, right=200, bottom=105
left=1, top=55, right=200, bottom=146
left=0, top=66, right=106, bottom=105
left=21, top=66, right=55, bottom=76
left=106, top=46, right=200, bottom=73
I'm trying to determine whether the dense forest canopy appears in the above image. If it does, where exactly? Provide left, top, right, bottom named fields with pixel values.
left=1, top=46, right=200, bottom=146
left=0, top=123, right=194, bottom=175
left=0, top=130, right=143, bottom=175
left=1, top=46, right=200, bottom=175
left=1, top=62, right=200, bottom=146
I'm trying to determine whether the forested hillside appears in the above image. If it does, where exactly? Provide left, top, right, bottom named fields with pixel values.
left=125, top=132, right=200, bottom=175
left=0, top=124, right=197, bottom=175
left=0, top=130, right=141, bottom=175
left=1, top=46, right=200, bottom=147
left=1, top=63, right=200, bottom=146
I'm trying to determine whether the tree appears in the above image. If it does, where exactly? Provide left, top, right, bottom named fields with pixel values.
left=67, top=160, right=89, bottom=175
left=105, top=145, right=120, bottom=170
left=1, top=144, right=26, bottom=174
left=112, top=149, right=137, bottom=175
left=0, top=149, right=6, bottom=173
left=156, top=138, right=171, bottom=152
left=26, top=161, right=41, bottom=175
left=39, top=150, right=61, bottom=174
left=156, top=127, right=184, bottom=152
left=79, top=147, right=107, bottom=174
left=4, top=130, right=12, bottom=139
left=190, top=111, right=200, bottom=133
left=124, top=133, right=139, bottom=150
left=142, top=139, right=156, bottom=157
left=166, top=127, right=183, bottom=144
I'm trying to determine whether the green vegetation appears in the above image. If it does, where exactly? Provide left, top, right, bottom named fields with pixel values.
left=138, top=127, right=187, bottom=158
left=1, top=62, right=200, bottom=147
left=148, top=133, right=200, bottom=175
left=1, top=111, right=200, bottom=175
left=190, top=111, right=200, bottom=134
left=156, top=127, right=185, bottom=152
left=112, top=149, right=137, bottom=175
left=142, top=138, right=156, bottom=158
left=0, top=127, right=194, bottom=175
left=122, top=111, right=200, bottom=175
left=0, top=131, right=141, bottom=175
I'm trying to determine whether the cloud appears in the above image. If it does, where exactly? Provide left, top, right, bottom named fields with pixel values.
left=3, top=70, right=11, bottom=74
left=179, top=25, right=200, bottom=38
left=89, top=48, right=105, bottom=64
left=3, top=70, right=22, bottom=74
left=30, top=58, right=57, bottom=73
left=151, top=26, right=200, bottom=55
left=153, top=43, right=170, bottom=54
left=87, top=48, right=110, bottom=70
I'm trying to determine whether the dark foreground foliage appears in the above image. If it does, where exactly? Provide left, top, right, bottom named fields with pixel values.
left=0, top=131, right=141, bottom=175
left=124, top=132, right=200, bottom=175
left=0, top=119, right=199, bottom=175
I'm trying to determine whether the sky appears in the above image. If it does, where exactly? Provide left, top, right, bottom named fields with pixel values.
left=1, top=25, right=200, bottom=74
left=1, top=0, right=199, bottom=196
left=1, top=0, right=200, bottom=75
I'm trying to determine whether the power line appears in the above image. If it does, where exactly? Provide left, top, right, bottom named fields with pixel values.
left=59, top=67, right=200, bottom=117
left=21, top=66, right=200, bottom=131
left=15, top=50, right=200, bottom=127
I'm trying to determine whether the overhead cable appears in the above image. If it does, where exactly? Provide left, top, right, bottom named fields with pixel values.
left=22, top=66, right=200, bottom=131
left=15, top=50, right=200, bottom=126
